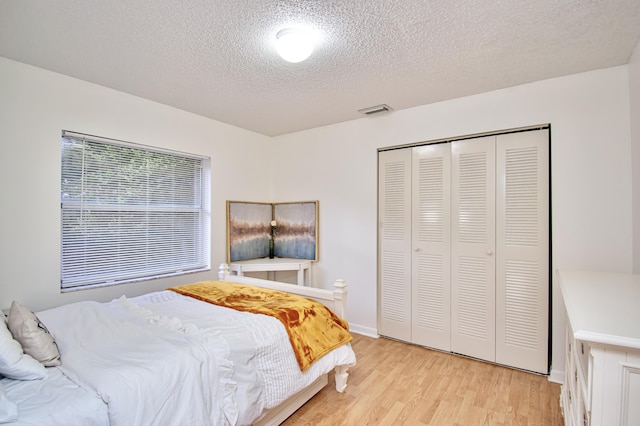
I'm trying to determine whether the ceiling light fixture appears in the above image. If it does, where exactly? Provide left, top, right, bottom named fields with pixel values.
left=275, top=28, right=314, bottom=63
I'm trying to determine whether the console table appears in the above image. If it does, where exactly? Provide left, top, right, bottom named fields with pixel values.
left=228, top=258, right=312, bottom=286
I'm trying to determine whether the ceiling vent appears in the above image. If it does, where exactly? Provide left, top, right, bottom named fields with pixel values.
left=358, top=104, right=393, bottom=115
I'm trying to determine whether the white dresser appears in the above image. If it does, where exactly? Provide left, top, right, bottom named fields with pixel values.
left=558, top=270, right=640, bottom=426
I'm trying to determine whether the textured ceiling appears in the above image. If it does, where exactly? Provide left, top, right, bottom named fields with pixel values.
left=1, top=0, right=640, bottom=136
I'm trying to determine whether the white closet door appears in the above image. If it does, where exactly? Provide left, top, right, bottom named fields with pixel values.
left=451, top=136, right=496, bottom=362
left=495, top=130, right=549, bottom=373
left=411, top=144, right=451, bottom=351
left=378, top=149, right=412, bottom=341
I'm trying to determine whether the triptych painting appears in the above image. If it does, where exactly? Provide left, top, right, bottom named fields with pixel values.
left=227, top=201, right=318, bottom=262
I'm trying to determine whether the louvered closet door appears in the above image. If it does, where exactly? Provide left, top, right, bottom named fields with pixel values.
left=411, top=144, right=451, bottom=351
left=495, top=130, right=549, bottom=373
left=450, top=136, right=496, bottom=362
left=378, top=149, right=412, bottom=341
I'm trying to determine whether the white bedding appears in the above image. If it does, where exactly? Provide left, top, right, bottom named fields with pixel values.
left=0, top=368, right=108, bottom=426
left=11, top=290, right=356, bottom=426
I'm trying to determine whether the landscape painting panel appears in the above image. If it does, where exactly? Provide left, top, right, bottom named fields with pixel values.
left=274, top=201, right=318, bottom=261
left=227, top=201, right=272, bottom=262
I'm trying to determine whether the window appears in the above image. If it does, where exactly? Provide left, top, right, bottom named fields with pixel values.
left=60, top=131, right=210, bottom=290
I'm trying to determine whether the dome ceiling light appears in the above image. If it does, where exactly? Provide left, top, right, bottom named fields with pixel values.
left=275, top=28, right=314, bottom=63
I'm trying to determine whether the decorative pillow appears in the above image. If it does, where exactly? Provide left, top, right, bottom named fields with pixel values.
left=0, top=383, right=17, bottom=423
left=7, top=302, right=61, bottom=367
left=0, top=313, right=46, bottom=380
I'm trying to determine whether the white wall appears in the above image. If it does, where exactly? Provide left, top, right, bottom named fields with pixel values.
left=1, top=55, right=634, bottom=382
left=273, top=66, right=633, bottom=380
left=0, top=57, right=272, bottom=312
left=630, top=38, right=640, bottom=273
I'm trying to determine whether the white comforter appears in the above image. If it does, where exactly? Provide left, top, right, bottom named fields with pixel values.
left=37, top=290, right=356, bottom=426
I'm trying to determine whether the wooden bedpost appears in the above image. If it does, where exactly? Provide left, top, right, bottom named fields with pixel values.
left=332, top=279, right=347, bottom=319
left=332, top=279, right=350, bottom=393
left=334, top=365, right=349, bottom=393
left=219, top=263, right=230, bottom=280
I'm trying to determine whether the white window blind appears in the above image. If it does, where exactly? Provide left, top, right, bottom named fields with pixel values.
left=60, top=131, right=210, bottom=290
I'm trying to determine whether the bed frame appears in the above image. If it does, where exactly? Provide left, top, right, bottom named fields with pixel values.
left=217, top=263, right=351, bottom=425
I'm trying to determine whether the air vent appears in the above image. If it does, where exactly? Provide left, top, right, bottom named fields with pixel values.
left=358, top=104, right=393, bottom=115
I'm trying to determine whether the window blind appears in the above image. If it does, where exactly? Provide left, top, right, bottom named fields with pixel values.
left=60, top=131, right=210, bottom=289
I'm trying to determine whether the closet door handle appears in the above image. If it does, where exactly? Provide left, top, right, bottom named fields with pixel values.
left=486, top=249, right=494, bottom=256
left=414, top=248, right=421, bottom=252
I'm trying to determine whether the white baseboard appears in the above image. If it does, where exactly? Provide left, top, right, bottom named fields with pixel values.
left=349, top=323, right=378, bottom=338
left=548, top=368, right=564, bottom=384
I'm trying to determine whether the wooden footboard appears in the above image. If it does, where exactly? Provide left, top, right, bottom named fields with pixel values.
left=218, top=263, right=352, bottom=409
left=218, top=263, right=348, bottom=324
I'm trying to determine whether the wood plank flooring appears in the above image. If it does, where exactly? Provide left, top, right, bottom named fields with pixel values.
left=283, top=334, right=564, bottom=425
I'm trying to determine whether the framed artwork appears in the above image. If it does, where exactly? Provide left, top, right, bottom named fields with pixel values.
left=227, top=201, right=272, bottom=262
left=227, top=200, right=319, bottom=262
left=273, top=201, right=318, bottom=261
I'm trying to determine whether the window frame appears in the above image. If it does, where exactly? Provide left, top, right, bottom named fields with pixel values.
left=60, top=130, right=211, bottom=291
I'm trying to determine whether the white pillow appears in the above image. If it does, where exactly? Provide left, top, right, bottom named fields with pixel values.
left=0, top=313, right=46, bottom=380
left=7, top=302, right=61, bottom=367
left=0, top=383, right=17, bottom=423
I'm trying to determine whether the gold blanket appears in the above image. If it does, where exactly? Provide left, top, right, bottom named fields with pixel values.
left=168, top=281, right=352, bottom=371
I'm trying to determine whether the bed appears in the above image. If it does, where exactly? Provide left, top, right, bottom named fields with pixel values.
left=0, top=263, right=356, bottom=425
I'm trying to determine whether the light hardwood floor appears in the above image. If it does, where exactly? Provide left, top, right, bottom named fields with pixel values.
left=283, top=334, right=564, bottom=425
